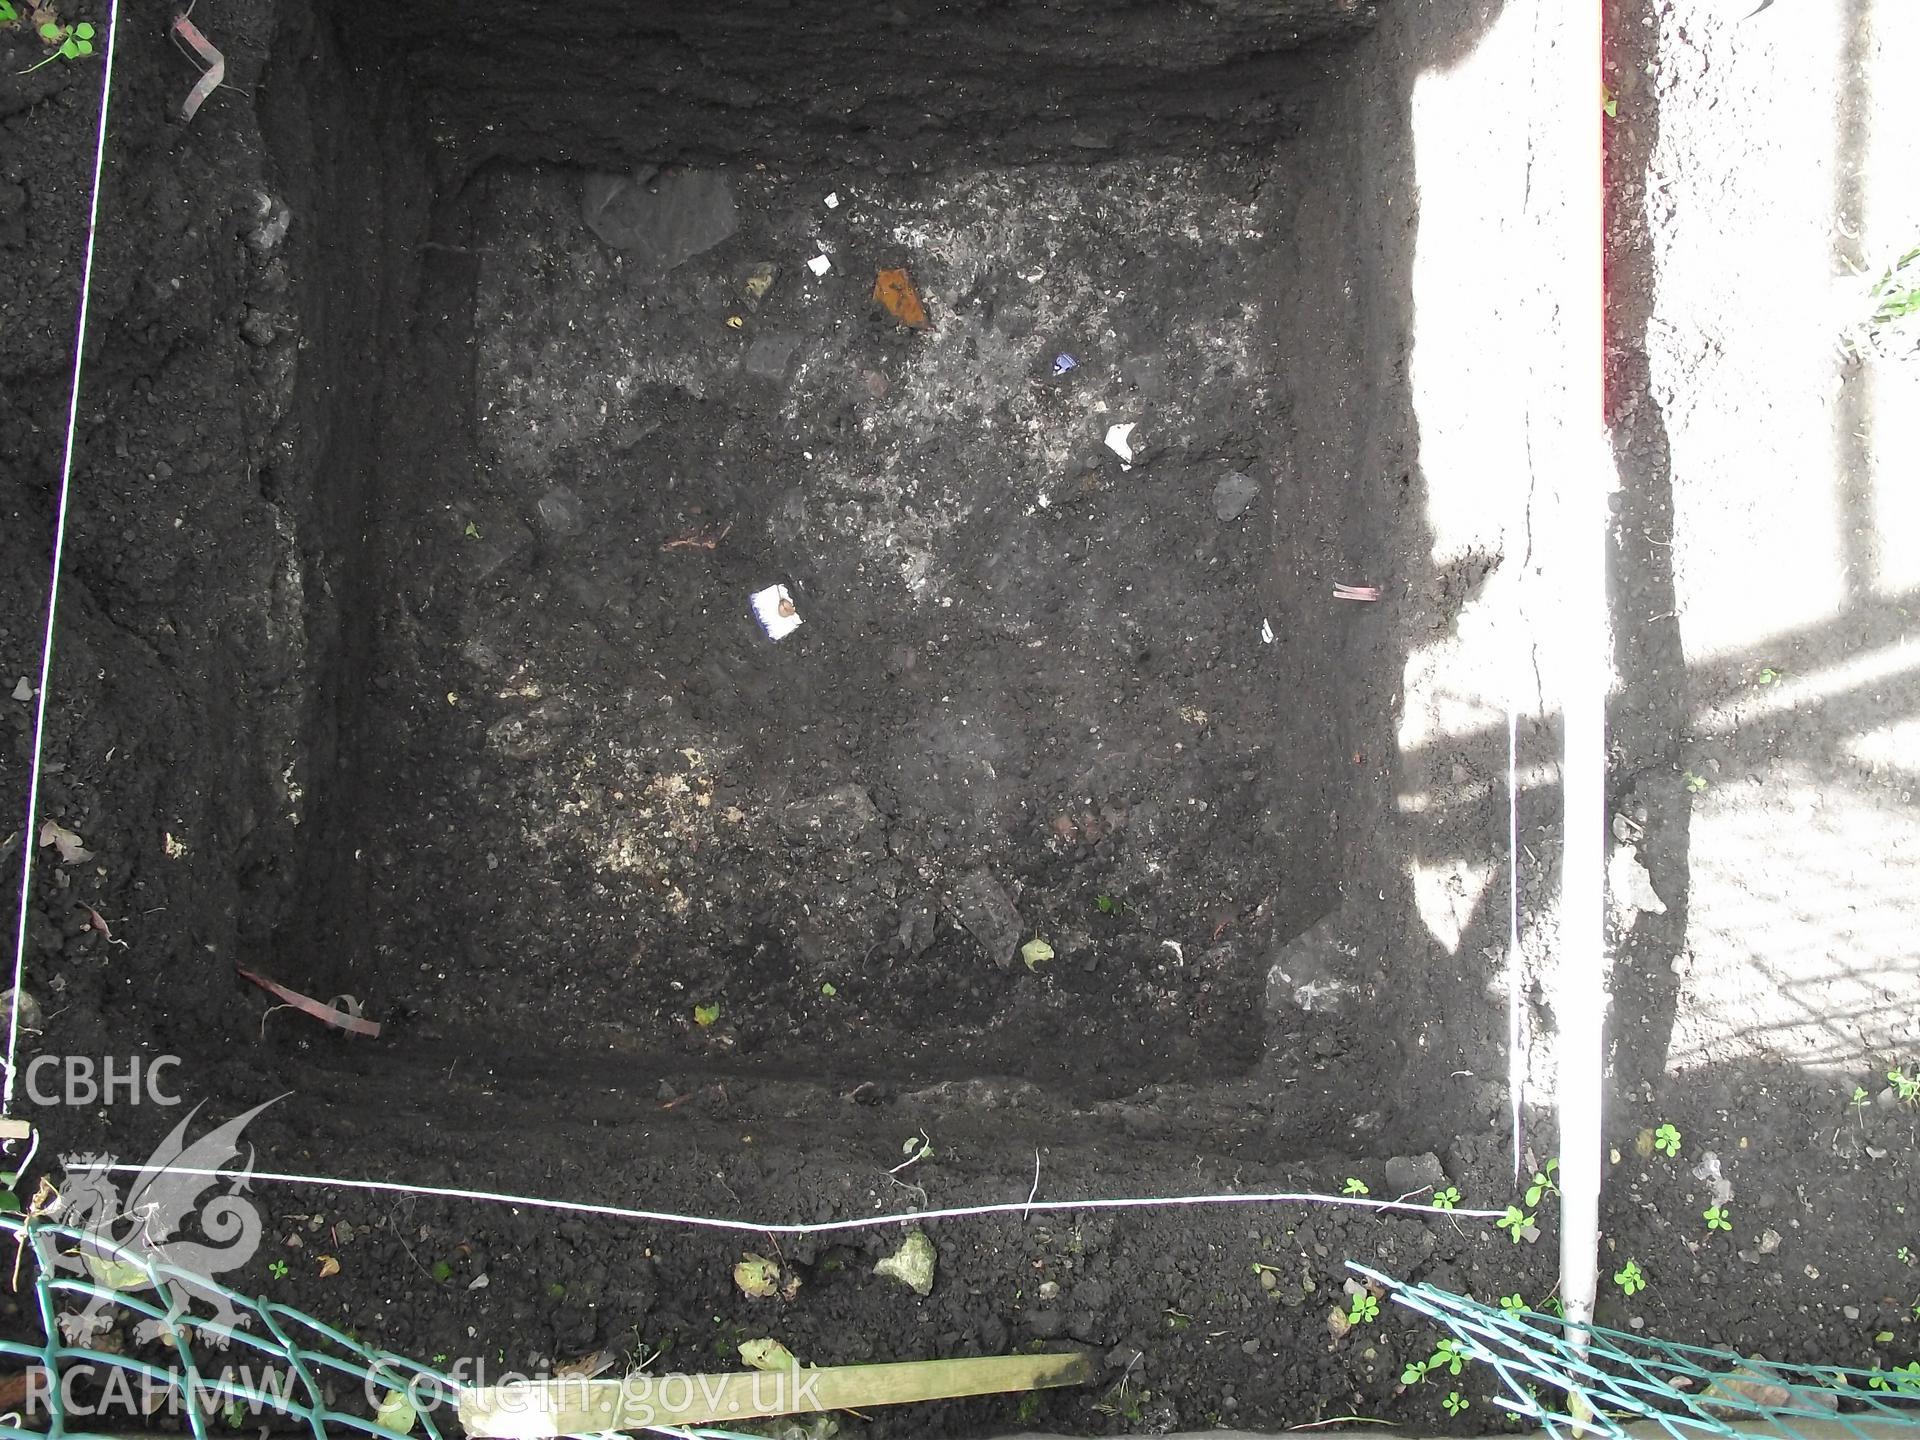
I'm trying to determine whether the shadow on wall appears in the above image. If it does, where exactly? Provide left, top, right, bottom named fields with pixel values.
left=1377, top=0, right=1914, bottom=1154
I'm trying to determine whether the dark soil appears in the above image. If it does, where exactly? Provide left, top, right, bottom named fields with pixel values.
left=3, top=0, right=1915, bottom=1435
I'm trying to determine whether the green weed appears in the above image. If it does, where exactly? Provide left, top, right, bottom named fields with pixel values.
left=1496, top=1206, right=1533, bottom=1243
left=1525, top=1159, right=1559, bottom=1207
left=1867, top=1362, right=1920, bottom=1398
left=22, top=18, right=94, bottom=73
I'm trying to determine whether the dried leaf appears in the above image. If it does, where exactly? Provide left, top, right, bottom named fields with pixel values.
left=873, top=268, right=930, bottom=330
left=733, top=1252, right=800, bottom=1300
left=1326, top=1303, right=1353, bottom=1341
left=733, top=1252, right=783, bottom=1299
left=84, top=1253, right=151, bottom=1293
left=872, top=1229, right=936, bottom=1296
left=554, top=1351, right=613, bottom=1380
left=316, top=1255, right=341, bottom=1278
left=375, top=1388, right=417, bottom=1436
left=38, top=820, right=92, bottom=864
left=739, top=1338, right=799, bottom=1372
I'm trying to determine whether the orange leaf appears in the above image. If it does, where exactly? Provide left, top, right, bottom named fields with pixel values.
left=317, top=1255, right=341, bottom=1278
left=872, top=268, right=929, bottom=330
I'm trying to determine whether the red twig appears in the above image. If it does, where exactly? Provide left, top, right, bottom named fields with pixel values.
left=170, top=15, right=225, bottom=123
left=237, top=967, right=382, bottom=1037
left=659, top=522, right=733, bottom=553
left=1333, top=583, right=1380, bottom=602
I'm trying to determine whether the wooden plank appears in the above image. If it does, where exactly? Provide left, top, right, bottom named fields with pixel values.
left=460, top=1349, right=1094, bottom=1438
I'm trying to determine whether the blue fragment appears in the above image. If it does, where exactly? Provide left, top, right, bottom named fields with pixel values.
left=1052, top=353, right=1077, bottom=376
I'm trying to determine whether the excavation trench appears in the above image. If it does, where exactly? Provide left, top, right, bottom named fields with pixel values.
left=3, top=0, right=1528, bottom=1411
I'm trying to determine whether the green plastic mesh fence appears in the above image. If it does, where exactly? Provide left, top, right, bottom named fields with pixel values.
left=1360, top=1264, right=1920, bottom=1440
left=0, top=1215, right=460, bottom=1440
left=8, top=1214, right=1917, bottom=1440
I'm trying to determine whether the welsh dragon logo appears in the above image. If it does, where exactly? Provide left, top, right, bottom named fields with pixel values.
left=51, top=1097, right=283, bottom=1345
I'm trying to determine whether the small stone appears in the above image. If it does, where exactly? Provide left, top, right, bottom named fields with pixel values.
left=1383, top=1153, right=1448, bottom=1197
left=745, top=332, right=799, bottom=381
left=1704, top=1363, right=1838, bottom=1415
left=240, top=307, right=277, bottom=346
left=1757, top=1228, right=1782, bottom=1255
left=873, top=1229, right=936, bottom=1296
left=536, top=485, right=584, bottom=536
left=951, top=868, right=1023, bottom=969
left=0, top=988, right=42, bottom=1035
left=1843, top=1305, right=1860, bottom=1321
left=1025, top=1308, right=1064, bottom=1338
left=1037, top=1280, right=1060, bottom=1301
left=581, top=168, right=738, bottom=276
left=1212, top=470, right=1260, bottom=522
left=11, top=678, right=31, bottom=702
left=1628, top=1316, right=1645, bottom=1330
left=1690, top=1151, right=1733, bottom=1206
left=897, top=894, right=938, bottom=956
left=783, top=785, right=881, bottom=851
left=741, top=261, right=778, bottom=308
left=1608, top=843, right=1667, bottom=927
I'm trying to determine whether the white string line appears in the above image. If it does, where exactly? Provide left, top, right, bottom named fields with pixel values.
left=69, top=1162, right=1507, bottom=1234
left=3, top=0, right=124, bottom=1119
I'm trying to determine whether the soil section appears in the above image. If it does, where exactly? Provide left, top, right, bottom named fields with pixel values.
left=333, top=154, right=1348, bottom=1096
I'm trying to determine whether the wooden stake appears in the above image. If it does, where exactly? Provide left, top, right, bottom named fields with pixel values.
left=459, top=1350, right=1094, bottom=1438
